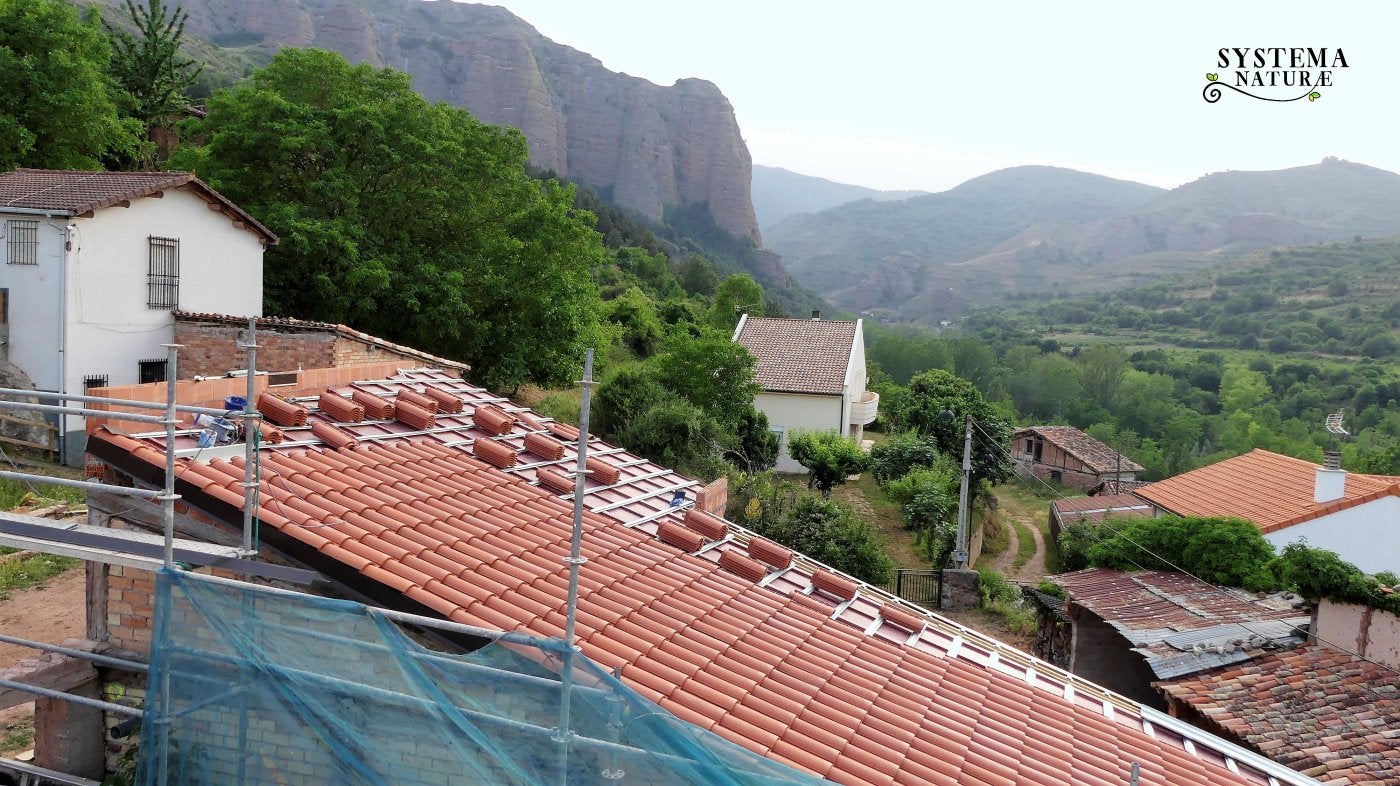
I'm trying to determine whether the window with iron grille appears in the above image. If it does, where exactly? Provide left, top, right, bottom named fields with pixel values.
left=83, top=374, right=109, bottom=391
left=139, top=359, right=167, bottom=384
left=6, top=220, right=38, bottom=265
left=147, top=236, right=179, bottom=309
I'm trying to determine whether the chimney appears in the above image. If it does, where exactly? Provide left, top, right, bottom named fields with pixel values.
left=1314, top=461, right=1346, bottom=504
left=811, top=310, right=821, bottom=320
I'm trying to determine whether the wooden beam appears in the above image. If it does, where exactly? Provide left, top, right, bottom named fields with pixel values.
left=0, top=413, right=58, bottom=432
left=0, top=657, right=96, bottom=712
left=76, top=210, right=93, bottom=219
left=0, top=434, right=57, bottom=453
left=149, top=190, right=163, bottom=199
left=207, top=201, right=223, bottom=211
left=115, top=200, right=130, bottom=209
left=85, top=509, right=108, bottom=643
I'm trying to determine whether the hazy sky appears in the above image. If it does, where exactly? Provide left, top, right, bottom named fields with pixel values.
left=483, top=1, right=1397, bottom=193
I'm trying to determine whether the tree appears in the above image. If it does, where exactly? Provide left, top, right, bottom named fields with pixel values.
left=755, top=495, right=894, bottom=584
left=103, top=0, right=202, bottom=167
left=886, top=369, right=1012, bottom=493
left=868, top=432, right=940, bottom=485
left=1078, top=346, right=1129, bottom=409
left=787, top=431, right=870, bottom=496
left=725, top=407, right=779, bottom=474
left=0, top=0, right=138, bottom=169
left=173, top=49, right=605, bottom=391
left=707, top=273, right=764, bottom=330
left=652, top=330, right=760, bottom=425
left=612, top=396, right=727, bottom=481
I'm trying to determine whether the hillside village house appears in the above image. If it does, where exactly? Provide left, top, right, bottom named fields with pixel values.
left=1011, top=425, right=1143, bottom=491
left=0, top=169, right=276, bottom=462
left=1134, top=448, right=1400, bottom=575
left=732, top=314, right=877, bottom=473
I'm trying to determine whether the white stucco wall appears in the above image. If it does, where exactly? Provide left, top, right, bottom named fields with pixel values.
left=66, top=187, right=263, bottom=392
left=842, top=320, right=868, bottom=439
left=1, top=213, right=67, bottom=390
left=1314, top=599, right=1400, bottom=670
left=756, top=391, right=844, bottom=473
left=1264, top=495, right=1400, bottom=575
left=2, top=187, right=265, bottom=461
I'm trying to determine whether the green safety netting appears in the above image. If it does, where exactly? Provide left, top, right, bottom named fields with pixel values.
left=137, top=569, right=827, bottom=785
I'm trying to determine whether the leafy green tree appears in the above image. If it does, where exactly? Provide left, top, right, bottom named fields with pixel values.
left=1078, top=346, right=1129, bottom=409
left=592, top=365, right=669, bottom=438
left=885, top=369, right=1012, bottom=493
left=0, top=0, right=139, bottom=169
left=868, top=432, right=940, bottom=485
left=603, top=287, right=664, bottom=358
left=103, top=0, right=202, bottom=167
left=885, top=461, right=959, bottom=563
left=652, top=330, right=760, bottom=425
left=707, top=273, right=765, bottom=330
left=754, top=495, right=894, bottom=584
left=726, top=408, right=779, bottom=474
left=1085, top=516, right=1276, bottom=588
left=173, top=49, right=604, bottom=391
left=787, top=430, right=870, bottom=496
left=612, top=396, right=727, bottom=481
left=678, top=255, right=718, bottom=296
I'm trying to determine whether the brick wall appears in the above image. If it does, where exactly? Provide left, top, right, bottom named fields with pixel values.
left=174, top=320, right=337, bottom=378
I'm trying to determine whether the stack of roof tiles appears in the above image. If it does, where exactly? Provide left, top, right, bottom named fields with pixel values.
left=1158, top=646, right=1400, bottom=784
left=88, top=369, right=1318, bottom=786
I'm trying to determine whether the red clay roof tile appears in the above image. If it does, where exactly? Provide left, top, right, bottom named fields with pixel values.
left=89, top=367, right=1314, bottom=786
left=734, top=316, right=859, bottom=396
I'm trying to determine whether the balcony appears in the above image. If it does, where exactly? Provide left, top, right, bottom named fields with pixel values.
left=849, top=390, right=879, bottom=426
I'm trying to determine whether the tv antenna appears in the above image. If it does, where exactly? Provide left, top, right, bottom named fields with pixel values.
left=1324, top=410, right=1349, bottom=436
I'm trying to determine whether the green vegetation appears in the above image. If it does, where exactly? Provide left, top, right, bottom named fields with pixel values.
left=982, top=239, right=1400, bottom=360
left=730, top=478, right=893, bottom=584
left=102, top=0, right=201, bottom=167
left=0, top=0, right=140, bottom=168
left=0, top=478, right=86, bottom=511
left=787, top=431, right=869, bottom=497
left=173, top=48, right=607, bottom=392
left=0, top=553, right=80, bottom=600
left=976, top=567, right=1036, bottom=634
left=878, top=368, right=1013, bottom=495
left=1009, top=518, right=1037, bottom=571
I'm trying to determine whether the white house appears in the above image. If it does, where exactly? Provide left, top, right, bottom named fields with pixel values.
left=732, top=314, right=878, bottom=473
left=0, top=169, right=276, bottom=462
left=1134, top=448, right=1400, bottom=575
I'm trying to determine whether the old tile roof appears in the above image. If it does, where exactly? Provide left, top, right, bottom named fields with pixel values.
left=0, top=168, right=277, bottom=243
left=87, top=368, right=1318, bottom=786
left=1135, top=449, right=1400, bottom=534
left=1015, top=426, right=1145, bottom=473
left=733, top=317, right=857, bottom=396
left=1089, top=478, right=1150, bottom=496
left=1158, top=646, right=1400, bottom=784
left=1051, top=569, right=1309, bottom=680
left=1051, top=493, right=1153, bottom=524
left=173, top=311, right=470, bottom=371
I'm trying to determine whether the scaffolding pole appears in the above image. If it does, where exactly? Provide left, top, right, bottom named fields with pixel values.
left=0, top=387, right=255, bottom=419
left=556, top=348, right=596, bottom=785
left=240, top=318, right=258, bottom=561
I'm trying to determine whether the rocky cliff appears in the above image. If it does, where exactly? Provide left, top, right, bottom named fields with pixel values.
left=107, top=0, right=762, bottom=243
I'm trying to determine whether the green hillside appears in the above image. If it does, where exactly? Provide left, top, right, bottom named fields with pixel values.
left=973, top=237, right=1400, bottom=360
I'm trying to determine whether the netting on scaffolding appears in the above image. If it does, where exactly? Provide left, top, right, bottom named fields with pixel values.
left=137, top=569, right=826, bottom=786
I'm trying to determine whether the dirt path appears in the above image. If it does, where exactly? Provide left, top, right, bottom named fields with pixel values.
left=0, top=564, right=87, bottom=757
left=981, top=489, right=1051, bottom=584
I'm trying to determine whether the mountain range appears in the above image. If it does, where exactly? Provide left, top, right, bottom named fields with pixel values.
left=751, top=165, right=925, bottom=231
left=766, top=157, right=1400, bottom=325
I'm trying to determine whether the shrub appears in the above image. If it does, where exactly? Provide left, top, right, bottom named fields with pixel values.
left=753, top=495, right=894, bottom=584
left=868, top=432, right=940, bottom=485
left=787, top=431, right=870, bottom=496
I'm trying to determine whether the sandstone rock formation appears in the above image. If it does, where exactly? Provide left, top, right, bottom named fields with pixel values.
left=111, top=0, right=762, bottom=244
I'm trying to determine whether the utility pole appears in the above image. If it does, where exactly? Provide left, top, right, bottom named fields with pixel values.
left=953, top=413, right=973, bottom=569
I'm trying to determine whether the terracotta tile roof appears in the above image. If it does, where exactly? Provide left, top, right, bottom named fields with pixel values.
left=0, top=168, right=277, bottom=243
left=1158, top=646, right=1400, bottom=784
left=1051, top=493, right=1153, bottom=523
left=1051, top=569, right=1309, bottom=680
left=734, top=317, right=857, bottom=395
left=173, top=311, right=470, bottom=371
left=1015, top=426, right=1146, bottom=473
left=1135, top=450, right=1400, bottom=534
left=87, top=368, right=1317, bottom=786
left=1089, top=478, right=1150, bottom=496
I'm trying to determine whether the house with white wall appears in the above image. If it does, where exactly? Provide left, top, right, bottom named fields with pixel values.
left=1134, top=448, right=1400, bottom=575
left=732, top=314, right=877, bottom=473
left=0, top=169, right=275, bottom=462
